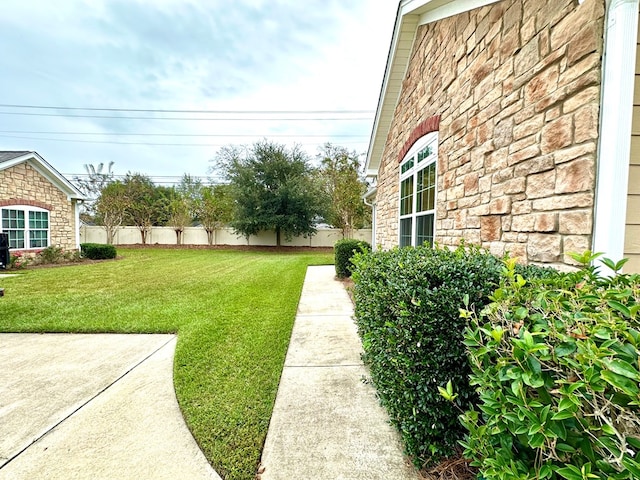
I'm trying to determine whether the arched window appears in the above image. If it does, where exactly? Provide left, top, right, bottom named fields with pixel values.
left=398, top=132, right=438, bottom=247
left=1, top=205, right=50, bottom=249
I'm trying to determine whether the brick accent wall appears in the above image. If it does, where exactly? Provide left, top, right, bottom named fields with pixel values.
left=374, top=0, right=604, bottom=268
left=0, top=162, right=78, bottom=250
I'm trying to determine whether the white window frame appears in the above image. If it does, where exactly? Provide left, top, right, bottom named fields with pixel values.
left=0, top=205, right=50, bottom=250
left=398, top=132, right=438, bottom=247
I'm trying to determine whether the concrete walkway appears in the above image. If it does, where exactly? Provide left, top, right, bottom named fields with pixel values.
left=259, top=265, right=419, bottom=480
left=0, top=334, right=220, bottom=480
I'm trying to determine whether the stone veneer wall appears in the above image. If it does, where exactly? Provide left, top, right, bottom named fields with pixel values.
left=0, top=162, right=78, bottom=251
left=374, top=0, right=604, bottom=267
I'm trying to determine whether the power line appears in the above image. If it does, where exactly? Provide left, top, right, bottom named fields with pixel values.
left=0, top=130, right=367, bottom=138
left=0, top=133, right=366, bottom=147
left=0, top=103, right=375, bottom=114
left=0, top=111, right=372, bottom=121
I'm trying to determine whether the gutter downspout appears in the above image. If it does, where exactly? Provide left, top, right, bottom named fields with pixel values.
left=593, top=0, right=639, bottom=273
left=363, top=186, right=377, bottom=250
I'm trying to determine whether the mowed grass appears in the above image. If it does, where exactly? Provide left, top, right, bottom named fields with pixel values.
left=0, top=248, right=333, bottom=480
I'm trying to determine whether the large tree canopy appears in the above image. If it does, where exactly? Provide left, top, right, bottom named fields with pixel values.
left=216, top=141, right=324, bottom=246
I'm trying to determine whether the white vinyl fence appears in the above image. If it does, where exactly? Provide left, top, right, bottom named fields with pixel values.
left=80, top=225, right=372, bottom=248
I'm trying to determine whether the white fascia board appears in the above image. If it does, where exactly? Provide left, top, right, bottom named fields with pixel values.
left=365, top=0, right=501, bottom=174
left=593, top=0, right=639, bottom=274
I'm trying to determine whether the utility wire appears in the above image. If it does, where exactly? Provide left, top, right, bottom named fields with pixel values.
left=0, top=130, right=367, bottom=138
left=0, top=133, right=365, bottom=147
left=0, top=111, right=371, bottom=121
left=0, top=103, right=374, bottom=114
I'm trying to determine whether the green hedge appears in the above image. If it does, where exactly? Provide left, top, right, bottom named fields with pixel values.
left=351, top=244, right=556, bottom=468
left=461, top=254, right=640, bottom=479
left=80, top=243, right=117, bottom=260
left=334, top=238, right=370, bottom=278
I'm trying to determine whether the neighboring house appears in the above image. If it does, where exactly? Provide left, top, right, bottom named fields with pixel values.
left=365, top=0, right=640, bottom=272
left=0, top=151, right=85, bottom=252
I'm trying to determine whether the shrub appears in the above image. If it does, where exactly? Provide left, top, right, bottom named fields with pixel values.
left=461, top=253, right=640, bottom=479
left=81, top=243, right=117, bottom=260
left=37, top=245, right=65, bottom=264
left=334, top=238, right=371, bottom=278
left=9, top=252, right=28, bottom=270
left=351, top=243, right=555, bottom=468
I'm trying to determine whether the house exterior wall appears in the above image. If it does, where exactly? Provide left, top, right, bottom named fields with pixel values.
left=625, top=5, right=640, bottom=272
left=0, top=162, right=78, bottom=251
left=374, top=0, right=605, bottom=267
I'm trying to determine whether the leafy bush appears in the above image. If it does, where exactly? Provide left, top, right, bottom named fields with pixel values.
left=334, top=238, right=370, bottom=278
left=461, top=253, right=640, bottom=479
left=9, top=252, right=28, bottom=270
left=81, top=243, right=117, bottom=260
left=37, top=245, right=65, bottom=264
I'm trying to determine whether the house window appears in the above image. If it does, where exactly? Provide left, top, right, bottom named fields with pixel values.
left=1, top=207, right=50, bottom=249
left=399, top=132, right=438, bottom=247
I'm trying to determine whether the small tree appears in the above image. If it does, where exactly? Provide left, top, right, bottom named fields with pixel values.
left=122, top=173, right=164, bottom=244
left=317, top=143, right=370, bottom=238
left=199, top=184, right=234, bottom=245
left=167, top=196, right=192, bottom=245
left=215, top=141, right=324, bottom=246
left=95, top=180, right=128, bottom=244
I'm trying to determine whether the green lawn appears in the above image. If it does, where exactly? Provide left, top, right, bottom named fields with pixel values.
left=0, top=248, right=333, bottom=480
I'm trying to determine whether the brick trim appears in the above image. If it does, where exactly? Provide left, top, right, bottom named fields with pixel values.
left=0, top=199, right=54, bottom=211
left=398, top=115, right=441, bottom=163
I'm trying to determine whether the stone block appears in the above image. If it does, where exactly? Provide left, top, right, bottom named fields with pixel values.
left=555, top=158, right=594, bottom=194
left=564, top=86, right=599, bottom=114
left=541, top=115, right=573, bottom=154
left=563, top=235, right=591, bottom=264
left=464, top=173, right=479, bottom=195
left=532, top=192, right=593, bottom=211
left=527, top=234, right=562, bottom=263
left=526, top=169, right=556, bottom=199
left=559, top=209, right=593, bottom=234
left=511, top=214, right=535, bottom=232
left=490, top=196, right=512, bottom=215
left=554, top=143, right=596, bottom=165
left=512, top=200, right=532, bottom=215
left=534, top=212, right=559, bottom=232
left=481, top=215, right=502, bottom=242
left=508, top=145, right=541, bottom=166
left=514, top=155, right=554, bottom=177
left=524, top=66, right=560, bottom=104
left=574, top=104, right=599, bottom=143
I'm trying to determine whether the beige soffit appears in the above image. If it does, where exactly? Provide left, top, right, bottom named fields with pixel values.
left=365, top=0, right=501, bottom=176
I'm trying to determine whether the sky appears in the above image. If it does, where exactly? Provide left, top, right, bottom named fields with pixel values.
left=0, top=0, right=398, bottom=185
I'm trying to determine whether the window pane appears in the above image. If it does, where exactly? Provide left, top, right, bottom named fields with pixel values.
left=401, top=158, right=414, bottom=174
left=30, top=230, right=48, bottom=248
left=416, top=214, right=434, bottom=247
left=2, top=209, right=24, bottom=229
left=9, top=230, right=25, bottom=249
left=416, top=163, right=436, bottom=212
left=399, top=218, right=412, bottom=247
left=400, top=177, right=414, bottom=215
left=29, top=211, right=48, bottom=229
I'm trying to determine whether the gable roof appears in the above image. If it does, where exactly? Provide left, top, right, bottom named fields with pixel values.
left=365, top=0, right=501, bottom=175
left=0, top=151, right=86, bottom=200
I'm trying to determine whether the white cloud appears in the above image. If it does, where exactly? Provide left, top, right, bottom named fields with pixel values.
left=0, top=0, right=398, bottom=180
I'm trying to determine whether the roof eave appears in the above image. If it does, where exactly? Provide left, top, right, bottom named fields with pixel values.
left=365, top=0, right=502, bottom=174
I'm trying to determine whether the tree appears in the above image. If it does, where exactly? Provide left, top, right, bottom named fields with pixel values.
left=73, top=162, right=115, bottom=223
left=176, top=173, right=203, bottom=221
left=167, top=196, right=192, bottom=245
left=215, top=141, right=324, bottom=246
left=94, top=180, right=128, bottom=244
left=122, top=173, right=166, bottom=244
left=317, top=143, right=370, bottom=238
left=198, top=184, right=234, bottom=245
